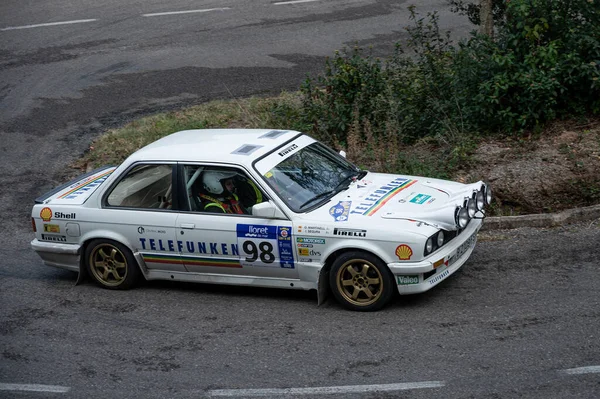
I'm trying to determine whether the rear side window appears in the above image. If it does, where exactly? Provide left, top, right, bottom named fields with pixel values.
left=106, top=164, right=173, bottom=209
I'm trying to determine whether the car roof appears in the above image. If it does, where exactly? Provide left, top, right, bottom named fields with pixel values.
left=127, top=129, right=302, bottom=167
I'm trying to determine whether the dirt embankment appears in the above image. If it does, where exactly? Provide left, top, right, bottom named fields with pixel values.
left=457, top=119, right=600, bottom=215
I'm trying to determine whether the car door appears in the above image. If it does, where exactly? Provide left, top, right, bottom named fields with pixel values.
left=175, top=163, right=297, bottom=279
left=103, top=162, right=183, bottom=272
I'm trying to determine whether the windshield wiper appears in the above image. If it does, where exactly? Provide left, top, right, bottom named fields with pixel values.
left=298, top=189, right=336, bottom=210
left=299, top=172, right=361, bottom=210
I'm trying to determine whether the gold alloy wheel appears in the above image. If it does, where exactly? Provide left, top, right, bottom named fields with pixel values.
left=336, top=259, right=383, bottom=307
left=88, top=243, right=128, bottom=287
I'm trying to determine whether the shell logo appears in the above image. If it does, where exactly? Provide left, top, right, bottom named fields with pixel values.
left=395, top=244, right=413, bottom=260
left=40, top=207, right=52, bottom=222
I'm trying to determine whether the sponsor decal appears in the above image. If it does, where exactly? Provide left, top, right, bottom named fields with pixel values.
left=41, top=234, right=67, bottom=242
left=43, top=224, right=60, bottom=233
left=142, top=253, right=242, bottom=268
left=329, top=200, right=352, bottom=222
left=297, top=225, right=329, bottom=235
left=278, top=143, right=298, bottom=157
left=395, top=244, right=413, bottom=260
left=40, top=207, right=52, bottom=222
left=409, top=194, right=431, bottom=204
left=236, top=224, right=295, bottom=269
left=428, top=269, right=450, bottom=285
left=333, top=228, right=367, bottom=237
left=397, top=275, right=419, bottom=285
left=297, top=243, right=313, bottom=248
left=350, top=178, right=417, bottom=216
left=297, top=248, right=322, bottom=257
left=138, top=226, right=167, bottom=234
left=296, top=237, right=326, bottom=245
left=54, top=212, right=76, bottom=220
left=58, top=170, right=113, bottom=199
left=140, top=237, right=240, bottom=255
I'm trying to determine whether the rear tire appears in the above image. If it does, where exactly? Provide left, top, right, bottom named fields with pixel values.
left=85, top=239, right=140, bottom=290
left=329, top=251, right=394, bottom=311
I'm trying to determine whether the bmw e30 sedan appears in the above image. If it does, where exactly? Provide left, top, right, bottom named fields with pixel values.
left=31, top=129, right=491, bottom=311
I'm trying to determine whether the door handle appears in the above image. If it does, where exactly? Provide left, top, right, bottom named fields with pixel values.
left=180, top=223, right=195, bottom=229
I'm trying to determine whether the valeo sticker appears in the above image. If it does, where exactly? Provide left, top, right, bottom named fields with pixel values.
left=397, top=275, right=419, bottom=285
left=40, top=207, right=52, bottom=222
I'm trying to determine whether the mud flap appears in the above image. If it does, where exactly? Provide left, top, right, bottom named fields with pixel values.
left=75, top=259, right=88, bottom=286
left=317, top=266, right=330, bottom=306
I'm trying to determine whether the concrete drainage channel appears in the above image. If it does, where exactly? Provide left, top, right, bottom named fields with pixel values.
left=482, top=204, right=600, bottom=231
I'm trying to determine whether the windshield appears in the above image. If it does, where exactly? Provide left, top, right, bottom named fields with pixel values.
left=262, top=142, right=362, bottom=212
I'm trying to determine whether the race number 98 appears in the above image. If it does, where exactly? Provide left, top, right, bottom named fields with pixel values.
left=242, top=240, right=275, bottom=264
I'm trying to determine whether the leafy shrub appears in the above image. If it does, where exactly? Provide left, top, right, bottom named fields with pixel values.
left=300, top=0, right=600, bottom=152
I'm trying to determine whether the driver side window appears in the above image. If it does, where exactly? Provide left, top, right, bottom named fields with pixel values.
left=182, top=165, right=266, bottom=214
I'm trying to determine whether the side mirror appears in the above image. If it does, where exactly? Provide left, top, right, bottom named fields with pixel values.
left=251, top=201, right=286, bottom=219
left=339, top=150, right=347, bottom=158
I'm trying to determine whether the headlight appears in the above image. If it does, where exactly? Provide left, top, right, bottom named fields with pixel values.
left=426, top=237, right=433, bottom=254
left=457, top=207, right=469, bottom=229
left=485, top=184, right=492, bottom=205
left=437, top=230, right=445, bottom=247
left=476, top=190, right=485, bottom=211
left=467, top=197, right=477, bottom=218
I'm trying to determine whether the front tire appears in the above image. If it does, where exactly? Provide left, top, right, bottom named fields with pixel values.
left=85, top=239, right=140, bottom=289
left=329, top=251, right=394, bottom=311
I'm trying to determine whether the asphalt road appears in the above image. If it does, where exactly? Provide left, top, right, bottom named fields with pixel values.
left=1, top=1, right=599, bottom=398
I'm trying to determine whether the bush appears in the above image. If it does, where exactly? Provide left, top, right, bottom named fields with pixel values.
left=300, top=0, right=600, bottom=151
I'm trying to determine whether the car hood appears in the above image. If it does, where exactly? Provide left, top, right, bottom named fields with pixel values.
left=319, top=172, right=483, bottom=231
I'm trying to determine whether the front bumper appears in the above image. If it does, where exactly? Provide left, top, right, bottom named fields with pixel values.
left=387, top=219, right=482, bottom=294
left=31, top=239, right=81, bottom=272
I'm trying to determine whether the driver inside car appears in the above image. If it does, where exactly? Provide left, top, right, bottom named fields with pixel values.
left=199, top=171, right=247, bottom=214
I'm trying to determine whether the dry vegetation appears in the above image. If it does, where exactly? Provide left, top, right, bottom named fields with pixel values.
left=73, top=95, right=600, bottom=216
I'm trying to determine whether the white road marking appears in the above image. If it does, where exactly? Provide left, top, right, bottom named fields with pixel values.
left=207, top=381, right=445, bottom=397
left=0, top=19, right=97, bottom=31
left=274, top=0, right=320, bottom=4
left=142, top=8, right=231, bottom=17
left=561, top=365, right=600, bottom=375
left=0, top=383, right=70, bottom=393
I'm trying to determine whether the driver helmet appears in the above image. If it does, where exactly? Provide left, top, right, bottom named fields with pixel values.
left=202, top=170, right=238, bottom=195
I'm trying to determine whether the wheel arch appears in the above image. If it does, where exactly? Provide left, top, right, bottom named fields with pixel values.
left=317, top=245, right=393, bottom=306
left=77, top=231, right=147, bottom=283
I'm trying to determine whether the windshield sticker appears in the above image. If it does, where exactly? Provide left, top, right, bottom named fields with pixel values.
left=236, top=224, right=295, bottom=269
left=351, top=178, right=417, bottom=216
left=409, top=194, right=431, bottom=204
left=329, top=201, right=352, bottom=222
left=278, top=143, right=298, bottom=157
left=395, top=244, right=413, bottom=260
left=58, top=169, right=114, bottom=200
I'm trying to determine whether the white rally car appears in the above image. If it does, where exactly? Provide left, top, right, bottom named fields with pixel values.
left=31, top=129, right=491, bottom=311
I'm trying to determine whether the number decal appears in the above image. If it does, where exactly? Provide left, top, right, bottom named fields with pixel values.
left=237, top=224, right=294, bottom=269
left=242, top=241, right=275, bottom=264
left=259, top=242, right=274, bottom=263
left=243, top=241, right=258, bottom=262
